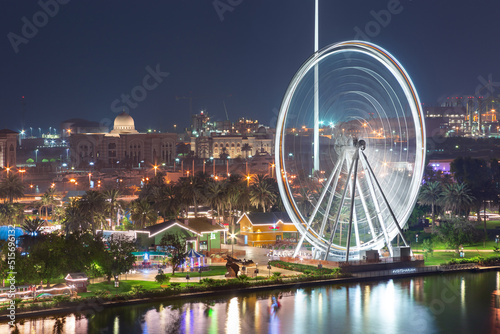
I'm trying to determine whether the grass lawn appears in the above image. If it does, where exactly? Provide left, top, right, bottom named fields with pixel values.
left=79, top=280, right=209, bottom=297
left=79, top=280, right=163, bottom=297
left=415, top=250, right=499, bottom=266
left=170, top=266, right=227, bottom=278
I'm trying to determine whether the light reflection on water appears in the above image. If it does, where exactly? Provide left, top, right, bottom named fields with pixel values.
left=2, top=271, right=499, bottom=333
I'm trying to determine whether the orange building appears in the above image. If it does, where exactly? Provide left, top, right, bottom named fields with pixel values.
left=236, top=212, right=298, bottom=246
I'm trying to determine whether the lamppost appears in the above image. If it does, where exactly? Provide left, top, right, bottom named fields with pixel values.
left=496, top=235, right=499, bottom=245
left=6, top=167, right=10, bottom=176
left=199, top=267, right=202, bottom=282
left=35, top=149, right=38, bottom=163
left=267, top=263, right=272, bottom=278
left=88, top=173, right=92, bottom=188
left=154, top=165, right=158, bottom=176
left=186, top=274, right=190, bottom=285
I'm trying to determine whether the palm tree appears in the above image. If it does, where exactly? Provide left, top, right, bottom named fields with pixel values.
left=22, top=217, right=45, bottom=234
left=418, top=181, right=442, bottom=232
left=205, top=179, right=227, bottom=222
left=241, top=143, right=252, bottom=159
left=176, top=174, right=206, bottom=218
left=152, top=184, right=178, bottom=220
left=37, top=188, right=57, bottom=217
left=441, top=182, right=475, bottom=217
left=0, top=203, right=16, bottom=226
left=249, top=174, right=277, bottom=213
left=0, top=174, right=24, bottom=203
left=130, top=199, right=157, bottom=228
left=79, top=190, right=106, bottom=234
left=63, top=198, right=89, bottom=234
left=103, top=188, right=122, bottom=228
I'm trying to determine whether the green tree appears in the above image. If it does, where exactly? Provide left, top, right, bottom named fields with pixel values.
left=205, top=179, right=227, bottom=222
left=95, top=233, right=136, bottom=283
left=160, top=234, right=185, bottom=275
left=79, top=190, right=106, bottom=234
left=62, top=198, right=89, bottom=234
left=130, top=199, right=157, bottom=228
left=418, top=181, right=442, bottom=232
left=440, top=183, right=475, bottom=217
left=436, top=218, right=482, bottom=253
left=31, top=234, right=67, bottom=287
left=37, top=188, right=57, bottom=217
left=103, top=188, right=122, bottom=228
left=176, top=173, right=207, bottom=218
left=422, top=239, right=434, bottom=260
left=249, top=174, right=277, bottom=213
left=0, top=174, right=24, bottom=203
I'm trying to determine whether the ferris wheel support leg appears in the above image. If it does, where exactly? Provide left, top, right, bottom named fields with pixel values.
left=292, top=153, right=344, bottom=258
left=318, top=154, right=345, bottom=237
left=345, top=151, right=360, bottom=262
left=323, top=154, right=356, bottom=260
left=313, top=63, right=320, bottom=173
left=361, top=152, right=409, bottom=247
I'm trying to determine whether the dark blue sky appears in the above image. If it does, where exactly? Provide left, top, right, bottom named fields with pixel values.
left=2, top=0, right=500, bottom=133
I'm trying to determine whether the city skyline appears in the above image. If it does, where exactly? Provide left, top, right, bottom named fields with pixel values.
left=2, top=1, right=500, bottom=132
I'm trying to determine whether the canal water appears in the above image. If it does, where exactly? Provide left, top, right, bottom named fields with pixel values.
left=2, top=271, right=500, bottom=334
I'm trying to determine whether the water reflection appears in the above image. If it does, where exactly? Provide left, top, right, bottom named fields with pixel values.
left=2, top=272, right=499, bottom=333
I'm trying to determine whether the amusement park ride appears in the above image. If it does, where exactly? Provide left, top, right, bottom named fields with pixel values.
left=274, top=40, right=425, bottom=261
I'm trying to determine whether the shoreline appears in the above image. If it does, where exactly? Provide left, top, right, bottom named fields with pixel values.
left=2, top=265, right=499, bottom=323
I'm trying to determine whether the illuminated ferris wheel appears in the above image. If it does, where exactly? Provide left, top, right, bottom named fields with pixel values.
left=275, top=41, right=426, bottom=261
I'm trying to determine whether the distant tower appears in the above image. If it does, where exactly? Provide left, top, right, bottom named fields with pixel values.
left=21, top=96, right=26, bottom=130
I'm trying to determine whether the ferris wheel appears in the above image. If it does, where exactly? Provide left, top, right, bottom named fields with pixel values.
left=275, top=41, right=426, bottom=261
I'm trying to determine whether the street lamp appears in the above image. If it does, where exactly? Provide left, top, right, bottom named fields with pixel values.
left=35, top=149, right=38, bottom=162
left=154, top=165, right=158, bottom=176
left=199, top=267, right=202, bottom=282
left=267, top=263, right=272, bottom=278
left=496, top=235, right=499, bottom=245
left=6, top=167, right=10, bottom=176
left=186, top=274, right=190, bottom=285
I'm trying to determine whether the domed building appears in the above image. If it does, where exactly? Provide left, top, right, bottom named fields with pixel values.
left=110, top=112, right=139, bottom=134
left=70, top=112, right=176, bottom=169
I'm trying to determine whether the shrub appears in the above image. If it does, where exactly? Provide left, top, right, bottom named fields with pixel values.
left=53, top=295, right=71, bottom=304
left=155, top=273, right=170, bottom=285
left=238, top=274, right=249, bottom=281
left=130, top=285, right=145, bottom=295
left=95, top=290, right=110, bottom=298
left=272, top=272, right=281, bottom=277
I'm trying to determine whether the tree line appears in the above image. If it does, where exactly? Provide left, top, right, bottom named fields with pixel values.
left=419, top=156, right=500, bottom=234
left=0, top=171, right=283, bottom=233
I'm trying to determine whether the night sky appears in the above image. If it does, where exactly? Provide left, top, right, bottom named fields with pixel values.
left=1, top=0, right=500, bottom=133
